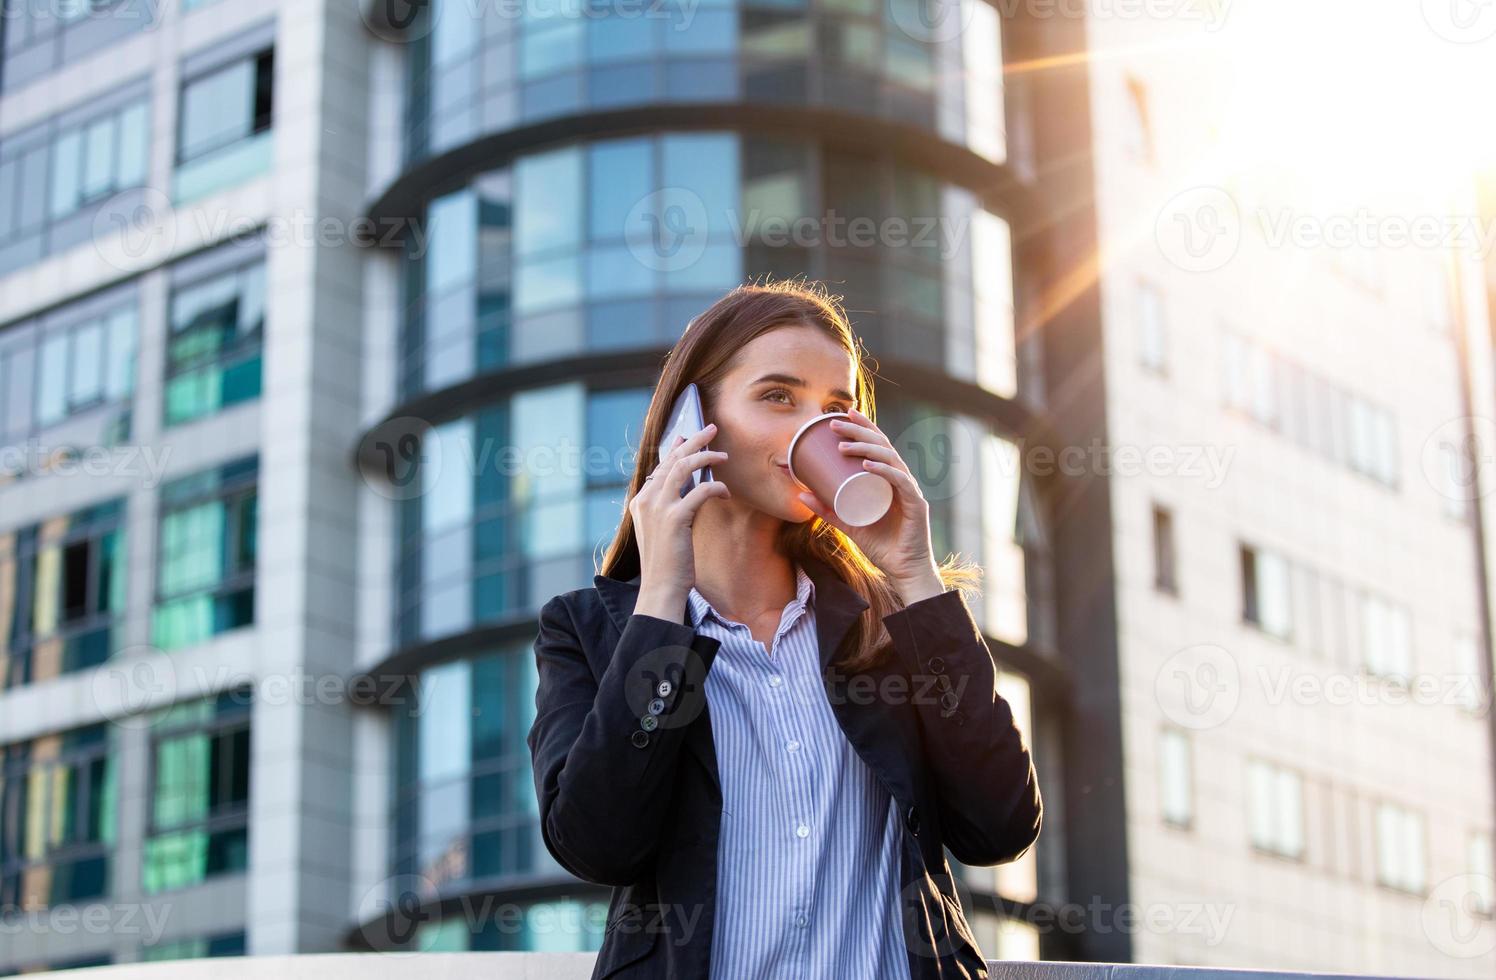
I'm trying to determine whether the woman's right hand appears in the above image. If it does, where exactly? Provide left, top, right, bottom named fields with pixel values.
left=630, top=422, right=731, bottom=605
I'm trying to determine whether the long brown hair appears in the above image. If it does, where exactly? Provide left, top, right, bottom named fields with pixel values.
left=598, top=277, right=984, bottom=673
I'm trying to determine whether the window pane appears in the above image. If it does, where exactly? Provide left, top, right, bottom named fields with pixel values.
left=51, top=130, right=82, bottom=218
left=180, top=60, right=254, bottom=161
left=69, top=318, right=105, bottom=407
left=515, top=146, right=581, bottom=256
left=81, top=115, right=116, bottom=197
left=37, top=332, right=69, bottom=426
left=664, top=133, right=738, bottom=238
left=588, top=138, right=651, bottom=241
left=117, top=102, right=149, bottom=187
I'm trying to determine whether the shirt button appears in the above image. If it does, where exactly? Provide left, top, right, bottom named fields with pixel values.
left=769, top=675, right=783, bottom=687
left=795, top=914, right=807, bottom=927
left=640, top=714, right=659, bottom=732
left=656, top=680, right=673, bottom=698
left=631, top=730, right=650, bottom=749
left=795, top=824, right=809, bottom=838
left=648, top=697, right=667, bottom=715
left=786, top=739, right=800, bottom=752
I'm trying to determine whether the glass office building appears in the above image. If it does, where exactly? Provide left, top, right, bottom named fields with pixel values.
left=4, top=1, right=1491, bottom=976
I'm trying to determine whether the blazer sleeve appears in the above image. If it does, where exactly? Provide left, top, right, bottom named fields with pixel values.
left=526, top=594, right=723, bottom=886
left=881, top=587, right=1042, bottom=867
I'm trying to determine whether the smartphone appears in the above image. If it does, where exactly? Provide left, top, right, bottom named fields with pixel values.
left=658, top=382, right=715, bottom=499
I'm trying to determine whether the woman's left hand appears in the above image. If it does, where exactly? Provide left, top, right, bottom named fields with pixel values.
left=797, top=406, right=941, bottom=588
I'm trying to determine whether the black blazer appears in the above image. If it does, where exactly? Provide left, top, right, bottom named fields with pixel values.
left=526, top=552, right=1042, bottom=979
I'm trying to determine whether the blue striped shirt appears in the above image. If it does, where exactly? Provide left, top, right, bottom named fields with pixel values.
left=688, top=562, right=912, bottom=980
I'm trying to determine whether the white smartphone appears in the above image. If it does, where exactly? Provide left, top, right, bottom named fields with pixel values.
left=658, top=382, right=715, bottom=499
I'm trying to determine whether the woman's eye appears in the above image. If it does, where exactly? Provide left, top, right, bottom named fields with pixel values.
left=765, top=390, right=848, bottom=413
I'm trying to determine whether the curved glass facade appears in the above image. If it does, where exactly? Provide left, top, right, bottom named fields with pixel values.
left=406, top=0, right=1005, bottom=165
left=391, top=645, right=551, bottom=887
left=401, top=131, right=1015, bottom=401
left=396, top=384, right=649, bottom=647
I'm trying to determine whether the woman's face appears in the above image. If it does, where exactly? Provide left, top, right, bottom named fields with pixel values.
left=703, top=325, right=859, bottom=522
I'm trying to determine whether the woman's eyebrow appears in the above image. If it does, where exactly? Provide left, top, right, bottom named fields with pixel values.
left=751, top=373, right=855, bottom=403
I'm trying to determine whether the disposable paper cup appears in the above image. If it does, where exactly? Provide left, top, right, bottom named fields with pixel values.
left=787, top=412, right=894, bottom=527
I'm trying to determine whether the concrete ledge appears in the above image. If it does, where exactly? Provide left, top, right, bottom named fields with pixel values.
left=26, top=952, right=1416, bottom=979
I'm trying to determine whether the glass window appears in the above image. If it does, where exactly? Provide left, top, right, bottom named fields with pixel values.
left=589, top=139, right=652, bottom=242
left=0, top=499, right=128, bottom=691
left=179, top=59, right=256, bottom=161
left=165, top=257, right=265, bottom=426
left=1241, top=544, right=1291, bottom=640
left=81, top=115, right=116, bottom=198
left=392, top=648, right=560, bottom=889
left=1469, top=833, right=1494, bottom=915
left=1152, top=503, right=1176, bottom=595
left=174, top=49, right=273, bottom=201
left=1159, top=728, right=1191, bottom=827
left=143, top=688, right=252, bottom=894
left=1247, top=759, right=1303, bottom=859
left=50, top=130, right=83, bottom=219
left=515, top=145, right=582, bottom=256
left=1137, top=280, right=1166, bottom=373
left=151, top=457, right=258, bottom=651
left=971, top=209, right=1015, bottom=396
left=0, top=724, right=118, bottom=910
left=1374, top=803, right=1426, bottom=894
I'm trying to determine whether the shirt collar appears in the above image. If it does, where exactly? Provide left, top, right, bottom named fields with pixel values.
left=687, top=561, right=815, bottom=630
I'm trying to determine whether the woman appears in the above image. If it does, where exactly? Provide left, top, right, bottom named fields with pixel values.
left=526, top=279, right=1042, bottom=980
